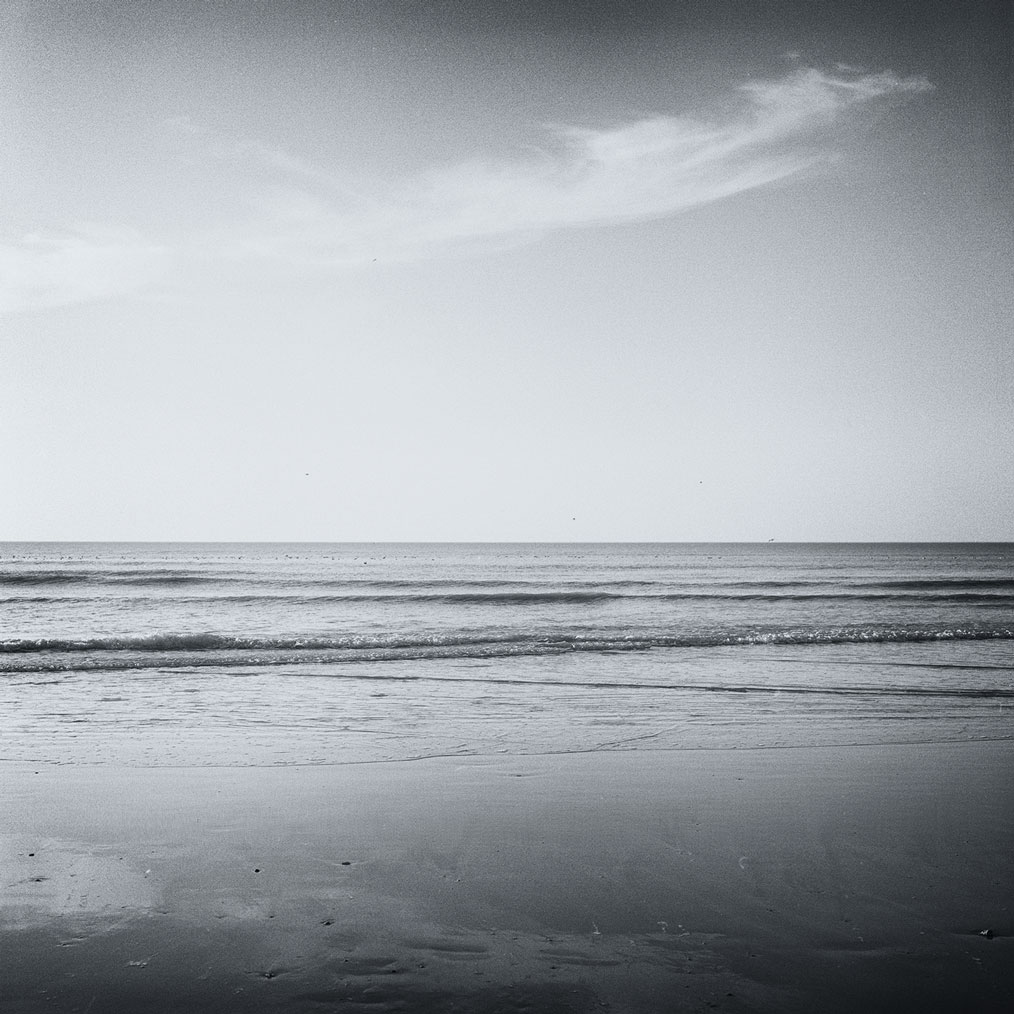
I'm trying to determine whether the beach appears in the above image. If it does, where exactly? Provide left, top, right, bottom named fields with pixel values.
left=6, top=0, right=1011, bottom=1006
left=3, top=542, right=1012, bottom=1011
left=3, top=740, right=1012, bottom=1013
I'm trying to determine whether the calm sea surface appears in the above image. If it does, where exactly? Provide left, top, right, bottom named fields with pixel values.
left=2, top=543, right=1011, bottom=764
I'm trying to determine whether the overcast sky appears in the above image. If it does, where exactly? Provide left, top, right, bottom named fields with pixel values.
left=2, top=1, right=1011, bottom=541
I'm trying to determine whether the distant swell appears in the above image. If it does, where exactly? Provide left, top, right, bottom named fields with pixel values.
left=222, top=590, right=1014, bottom=605
left=0, top=570, right=224, bottom=587
left=4, top=573, right=1013, bottom=599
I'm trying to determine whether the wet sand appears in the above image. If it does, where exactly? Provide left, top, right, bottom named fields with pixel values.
left=3, top=741, right=1013, bottom=1013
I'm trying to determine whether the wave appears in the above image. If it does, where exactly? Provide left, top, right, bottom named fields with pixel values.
left=867, top=578, right=1014, bottom=591
left=0, top=596, right=98, bottom=605
left=4, top=589, right=1011, bottom=608
left=720, top=578, right=1014, bottom=590
left=0, top=570, right=226, bottom=587
left=4, top=571, right=1012, bottom=607
left=218, top=590, right=1010, bottom=605
left=3, top=622, right=1012, bottom=657
left=3, top=631, right=533, bottom=654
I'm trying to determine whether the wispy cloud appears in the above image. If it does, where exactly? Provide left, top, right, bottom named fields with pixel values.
left=0, top=65, right=931, bottom=313
left=0, top=227, right=168, bottom=315
left=216, top=66, right=932, bottom=265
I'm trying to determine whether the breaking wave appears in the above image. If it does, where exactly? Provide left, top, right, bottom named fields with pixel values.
left=3, top=622, right=1012, bottom=659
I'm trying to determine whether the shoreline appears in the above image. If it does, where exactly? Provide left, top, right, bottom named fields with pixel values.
left=4, top=740, right=1013, bottom=1012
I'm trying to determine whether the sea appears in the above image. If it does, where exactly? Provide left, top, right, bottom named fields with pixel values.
left=2, top=542, right=1012, bottom=766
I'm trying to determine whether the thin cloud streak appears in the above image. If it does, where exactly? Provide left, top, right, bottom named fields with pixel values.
left=0, top=66, right=932, bottom=313
left=226, top=66, right=932, bottom=265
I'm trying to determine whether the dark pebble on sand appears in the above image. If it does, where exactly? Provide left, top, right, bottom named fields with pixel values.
left=341, top=861, right=352, bottom=866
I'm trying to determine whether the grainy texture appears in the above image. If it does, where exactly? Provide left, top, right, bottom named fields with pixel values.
left=3, top=742, right=1013, bottom=1013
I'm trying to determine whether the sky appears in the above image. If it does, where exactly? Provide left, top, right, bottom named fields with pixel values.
left=2, top=0, right=1011, bottom=542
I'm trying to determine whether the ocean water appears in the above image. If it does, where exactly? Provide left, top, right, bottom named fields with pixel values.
left=2, top=543, right=1011, bottom=765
